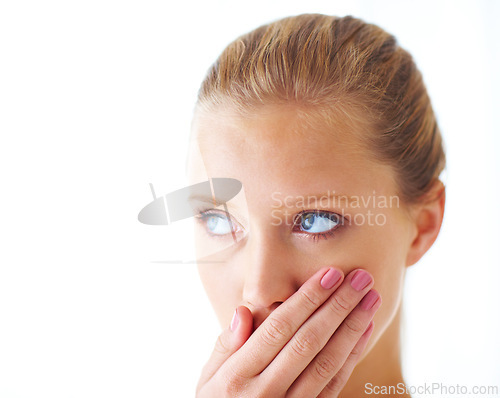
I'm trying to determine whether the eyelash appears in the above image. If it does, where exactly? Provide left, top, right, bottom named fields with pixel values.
left=292, top=210, right=344, bottom=242
left=194, top=208, right=242, bottom=239
left=194, top=208, right=345, bottom=242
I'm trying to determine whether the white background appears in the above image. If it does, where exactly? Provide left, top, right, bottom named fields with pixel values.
left=1, top=0, right=499, bottom=397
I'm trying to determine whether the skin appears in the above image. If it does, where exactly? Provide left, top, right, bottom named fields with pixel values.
left=187, top=103, right=445, bottom=397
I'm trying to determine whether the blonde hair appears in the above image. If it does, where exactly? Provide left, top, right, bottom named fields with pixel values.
left=196, top=13, right=446, bottom=204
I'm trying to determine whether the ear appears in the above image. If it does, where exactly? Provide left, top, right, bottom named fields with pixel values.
left=405, top=180, right=446, bottom=267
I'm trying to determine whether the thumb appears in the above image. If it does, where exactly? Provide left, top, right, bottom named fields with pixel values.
left=197, top=306, right=253, bottom=385
left=227, top=305, right=253, bottom=349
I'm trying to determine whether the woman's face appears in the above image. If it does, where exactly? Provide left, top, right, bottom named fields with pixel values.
left=187, top=104, right=416, bottom=357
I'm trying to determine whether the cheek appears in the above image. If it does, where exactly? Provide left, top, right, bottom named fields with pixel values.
left=369, top=257, right=405, bottom=335
left=197, top=263, right=242, bottom=328
left=356, top=228, right=407, bottom=315
left=357, top=226, right=408, bottom=329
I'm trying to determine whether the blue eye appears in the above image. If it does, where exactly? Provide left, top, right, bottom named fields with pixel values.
left=196, top=208, right=343, bottom=243
left=195, top=209, right=242, bottom=238
left=205, top=213, right=233, bottom=235
left=294, top=211, right=342, bottom=240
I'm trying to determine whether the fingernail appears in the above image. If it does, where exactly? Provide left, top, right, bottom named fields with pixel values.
left=350, top=270, right=372, bottom=291
left=360, top=290, right=381, bottom=310
left=320, top=268, right=342, bottom=289
left=230, top=308, right=239, bottom=332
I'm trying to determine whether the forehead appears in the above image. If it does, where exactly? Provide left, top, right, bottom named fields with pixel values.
left=188, top=104, right=397, bottom=202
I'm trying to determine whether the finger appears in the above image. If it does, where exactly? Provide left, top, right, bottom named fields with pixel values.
left=261, top=269, right=374, bottom=391
left=288, top=289, right=380, bottom=397
left=225, top=266, right=344, bottom=377
left=318, top=321, right=375, bottom=398
left=196, top=305, right=253, bottom=390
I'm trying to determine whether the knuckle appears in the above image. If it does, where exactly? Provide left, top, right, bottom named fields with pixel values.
left=222, top=378, right=242, bottom=397
left=350, top=344, right=364, bottom=357
left=251, top=376, right=277, bottom=398
left=213, top=333, right=231, bottom=356
left=329, top=294, right=351, bottom=313
left=261, top=316, right=292, bottom=347
left=322, top=375, right=343, bottom=396
left=290, top=329, right=321, bottom=358
left=343, top=317, right=364, bottom=335
left=298, top=288, right=322, bottom=308
left=349, top=337, right=369, bottom=358
left=222, top=367, right=249, bottom=397
left=313, top=354, right=340, bottom=380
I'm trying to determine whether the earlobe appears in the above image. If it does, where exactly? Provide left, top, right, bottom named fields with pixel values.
left=405, top=181, right=446, bottom=267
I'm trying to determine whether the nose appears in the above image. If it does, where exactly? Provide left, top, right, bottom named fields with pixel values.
left=240, top=227, right=297, bottom=325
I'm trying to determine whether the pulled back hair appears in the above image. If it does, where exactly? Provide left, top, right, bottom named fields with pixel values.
left=196, top=13, right=446, bottom=205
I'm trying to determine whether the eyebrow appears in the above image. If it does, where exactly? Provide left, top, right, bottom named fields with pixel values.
left=188, top=191, right=354, bottom=209
left=271, top=191, right=354, bottom=209
left=187, top=194, right=230, bottom=207
left=187, top=194, right=249, bottom=230
left=187, top=195, right=246, bottom=218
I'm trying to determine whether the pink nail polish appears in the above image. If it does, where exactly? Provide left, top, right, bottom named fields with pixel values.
left=360, top=290, right=381, bottom=310
left=230, top=308, right=239, bottom=332
left=350, top=270, right=372, bottom=291
left=320, top=268, right=342, bottom=289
